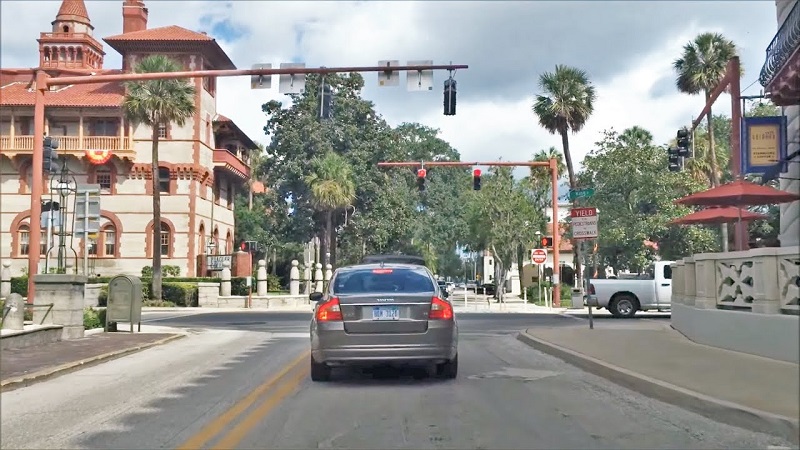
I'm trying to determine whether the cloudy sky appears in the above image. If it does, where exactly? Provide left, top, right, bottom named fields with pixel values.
left=0, top=0, right=780, bottom=173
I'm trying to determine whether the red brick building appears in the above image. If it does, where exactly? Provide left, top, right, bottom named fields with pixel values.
left=0, top=0, right=257, bottom=277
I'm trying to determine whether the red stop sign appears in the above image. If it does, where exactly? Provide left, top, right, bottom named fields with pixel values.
left=531, top=248, right=548, bottom=264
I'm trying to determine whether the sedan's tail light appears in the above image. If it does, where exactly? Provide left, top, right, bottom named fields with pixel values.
left=429, top=296, right=453, bottom=320
left=316, top=297, right=342, bottom=322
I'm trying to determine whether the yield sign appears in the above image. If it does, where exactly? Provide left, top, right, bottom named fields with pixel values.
left=531, top=248, right=548, bottom=264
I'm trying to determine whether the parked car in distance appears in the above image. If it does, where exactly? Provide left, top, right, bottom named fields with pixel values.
left=309, top=262, right=459, bottom=382
left=585, top=261, right=674, bottom=318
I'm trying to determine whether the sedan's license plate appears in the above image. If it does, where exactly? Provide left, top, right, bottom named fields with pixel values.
left=372, top=306, right=400, bottom=321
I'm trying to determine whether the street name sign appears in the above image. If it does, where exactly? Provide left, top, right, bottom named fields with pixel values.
left=531, top=248, right=547, bottom=264
left=571, top=207, right=598, bottom=240
left=568, top=188, right=594, bottom=201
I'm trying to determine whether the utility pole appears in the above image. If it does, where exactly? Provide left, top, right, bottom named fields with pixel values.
left=23, top=62, right=469, bottom=301
left=377, top=159, right=563, bottom=307
left=690, top=56, right=746, bottom=250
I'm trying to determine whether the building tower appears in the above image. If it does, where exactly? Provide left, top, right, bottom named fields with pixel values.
left=37, top=0, right=105, bottom=70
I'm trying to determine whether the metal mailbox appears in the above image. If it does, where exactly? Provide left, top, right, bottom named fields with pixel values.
left=106, top=275, right=143, bottom=332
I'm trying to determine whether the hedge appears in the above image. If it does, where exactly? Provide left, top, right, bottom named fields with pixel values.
left=97, top=281, right=198, bottom=307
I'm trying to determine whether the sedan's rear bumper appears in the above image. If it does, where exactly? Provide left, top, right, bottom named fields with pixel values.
left=313, top=344, right=456, bottom=366
left=311, top=320, right=458, bottom=365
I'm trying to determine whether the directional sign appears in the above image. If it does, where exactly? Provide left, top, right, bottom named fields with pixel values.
left=377, top=60, right=400, bottom=87
left=571, top=207, right=598, bottom=240
left=406, top=60, right=434, bottom=92
left=250, top=63, right=272, bottom=89
left=569, top=188, right=594, bottom=201
left=531, top=248, right=548, bottom=265
left=278, top=63, right=306, bottom=94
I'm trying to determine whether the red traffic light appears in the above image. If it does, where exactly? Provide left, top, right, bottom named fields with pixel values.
left=473, top=169, right=481, bottom=177
left=417, top=168, right=427, bottom=178
left=541, top=236, right=554, bottom=247
left=240, top=241, right=247, bottom=251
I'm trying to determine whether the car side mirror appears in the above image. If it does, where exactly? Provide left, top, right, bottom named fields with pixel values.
left=309, top=292, right=324, bottom=302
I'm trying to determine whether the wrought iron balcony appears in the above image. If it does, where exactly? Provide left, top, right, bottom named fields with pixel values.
left=759, top=0, right=800, bottom=88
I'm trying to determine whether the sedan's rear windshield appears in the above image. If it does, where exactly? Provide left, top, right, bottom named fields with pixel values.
left=333, top=268, right=435, bottom=294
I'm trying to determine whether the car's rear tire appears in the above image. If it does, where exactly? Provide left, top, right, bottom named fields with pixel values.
left=310, top=355, right=331, bottom=382
left=609, top=295, right=638, bottom=318
left=437, top=354, right=458, bottom=379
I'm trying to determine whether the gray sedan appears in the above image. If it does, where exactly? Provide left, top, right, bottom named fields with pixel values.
left=309, top=263, right=459, bottom=381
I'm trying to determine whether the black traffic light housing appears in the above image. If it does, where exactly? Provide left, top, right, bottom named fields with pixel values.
left=43, top=136, right=60, bottom=174
left=320, top=82, right=333, bottom=120
left=240, top=240, right=257, bottom=253
left=676, top=127, right=692, bottom=158
left=541, top=236, right=554, bottom=248
left=416, top=168, right=427, bottom=192
left=667, top=146, right=682, bottom=172
left=472, top=168, right=481, bottom=190
left=443, top=77, right=457, bottom=116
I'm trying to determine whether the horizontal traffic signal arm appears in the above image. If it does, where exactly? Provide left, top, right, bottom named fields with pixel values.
left=378, top=161, right=553, bottom=168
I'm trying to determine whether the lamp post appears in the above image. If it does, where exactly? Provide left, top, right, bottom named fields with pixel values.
left=49, top=166, right=76, bottom=274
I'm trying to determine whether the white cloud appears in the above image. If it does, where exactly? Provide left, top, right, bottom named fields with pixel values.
left=0, top=0, right=779, bottom=177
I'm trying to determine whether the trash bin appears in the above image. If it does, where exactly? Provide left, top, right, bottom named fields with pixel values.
left=570, top=288, right=584, bottom=309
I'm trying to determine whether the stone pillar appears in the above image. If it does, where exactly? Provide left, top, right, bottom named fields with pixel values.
left=325, top=264, right=333, bottom=283
left=220, top=260, right=232, bottom=296
left=303, top=263, right=312, bottom=295
left=33, top=274, right=88, bottom=340
left=290, top=260, right=300, bottom=295
left=0, top=260, right=11, bottom=299
left=314, top=263, right=324, bottom=293
left=256, top=259, right=268, bottom=296
left=693, top=255, right=718, bottom=309
left=508, top=262, right=521, bottom=296
left=2, top=293, right=25, bottom=330
left=779, top=104, right=800, bottom=247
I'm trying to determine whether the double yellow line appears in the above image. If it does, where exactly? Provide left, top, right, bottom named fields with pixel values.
left=177, top=350, right=310, bottom=450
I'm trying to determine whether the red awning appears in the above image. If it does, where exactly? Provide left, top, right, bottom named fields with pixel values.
left=675, top=179, right=800, bottom=207
left=669, top=206, right=768, bottom=226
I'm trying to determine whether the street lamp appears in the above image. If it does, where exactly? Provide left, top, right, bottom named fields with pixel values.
left=48, top=168, right=76, bottom=274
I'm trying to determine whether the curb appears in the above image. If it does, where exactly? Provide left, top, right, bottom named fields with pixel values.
left=0, top=334, right=186, bottom=393
left=516, top=331, right=800, bottom=445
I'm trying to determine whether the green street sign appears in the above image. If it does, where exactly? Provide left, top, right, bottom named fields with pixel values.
left=569, top=188, right=595, bottom=200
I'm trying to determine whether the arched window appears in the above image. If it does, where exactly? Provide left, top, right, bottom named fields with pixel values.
left=198, top=223, right=206, bottom=255
left=62, top=25, right=69, bottom=33
left=225, top=231, right=232, bottom=254
left=213, top=227, right=219, bottom=254
left=17, top=224, right=46, bottom=256
left=158, top=166, right=171, bottom=194
left=102, top=224, right=117, bottom=257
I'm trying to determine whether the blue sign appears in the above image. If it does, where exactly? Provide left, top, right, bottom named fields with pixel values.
left=741, top=115, right=787, bottom=175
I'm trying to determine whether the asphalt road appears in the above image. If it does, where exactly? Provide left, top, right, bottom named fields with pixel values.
left=0, top=311, right=790, bottom=450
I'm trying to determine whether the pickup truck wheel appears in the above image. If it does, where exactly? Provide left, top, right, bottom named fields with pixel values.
left=609, top=296, right=638, bottom=318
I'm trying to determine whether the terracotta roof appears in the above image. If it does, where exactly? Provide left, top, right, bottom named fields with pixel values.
left=215, top=114, right=232, bottom=122
left=103, top=26, right=236, bottom=70
left=214, top=114, right=258, bottom=149
left=55, top=0, right=90, bottom=24
left=0, top=72, right=125, bottom=107
left=104, top=25, right=214, bottom=42
left=546, top=222, right=574, bottom=252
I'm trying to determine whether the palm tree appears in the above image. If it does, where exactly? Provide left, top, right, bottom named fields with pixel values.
left=532, top=65, right=596, bottom=285
left=122, top=55, right=196, bottom=300
left=532, top=65, right=597, bottom=189
left=305, top=151, right=356, bottom=268
left=673, top=32, right=741, bottom=251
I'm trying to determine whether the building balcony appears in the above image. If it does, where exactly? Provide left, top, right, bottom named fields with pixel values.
left=759, top=0, right=800, bottom=106
left=0, top=135, right=136, bottom=160
left=213, top=148, right=251, bottom=180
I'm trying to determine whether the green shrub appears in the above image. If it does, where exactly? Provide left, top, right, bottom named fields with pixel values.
left=231, top=277, right=249, bottom=296
left=83, top=307, right=102, bottom=330
left=10, top=277, right=28, bottom=297
left=143, top=299, right=177, bottom=307
left=266, top=274, right=283, bottom=292
left=141, top=265, right=181, bottom=278
left=161, top=282, right=198, bottom=306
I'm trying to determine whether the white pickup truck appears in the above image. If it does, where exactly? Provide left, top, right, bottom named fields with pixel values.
left=585, top=261, right=674, bottom=318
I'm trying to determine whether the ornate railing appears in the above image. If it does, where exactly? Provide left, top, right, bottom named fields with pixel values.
left=760, top=0, right=800, bottom=87
left=672, top=246, right=800, bottom=315
left=0, top=135, right=132, bottom=152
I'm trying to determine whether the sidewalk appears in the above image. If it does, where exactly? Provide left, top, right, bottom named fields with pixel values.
left=518, top=321, right=799, bottom=444
left=1, top=329, right=184, bottom=391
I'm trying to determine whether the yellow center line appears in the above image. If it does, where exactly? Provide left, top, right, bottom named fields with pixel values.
left=176, top=350, right=310, bottom=450
left=212, top=363, right=309, bottom=449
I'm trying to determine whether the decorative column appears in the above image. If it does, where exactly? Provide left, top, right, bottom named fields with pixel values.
left=303, top=263, right=312, bottom=295
left=290, top=260, right=300, bottom=295
left=78, top=114, right=84, bottom=149
left=314, top=263, right=323, bottom=293
left=256, top=259, right=267, bottom=296
left=220, top=260, right=232, bottom=296
left=2, top=293, right=25, bottom=331
left=0, top=261, right=11, bottom=299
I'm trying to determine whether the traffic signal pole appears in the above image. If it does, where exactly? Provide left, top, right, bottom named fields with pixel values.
left=689, top=56, right=747, bottom=251
left=377, top=159, right=563, bottom=307
left=24, top=63, right=468, bottom=301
